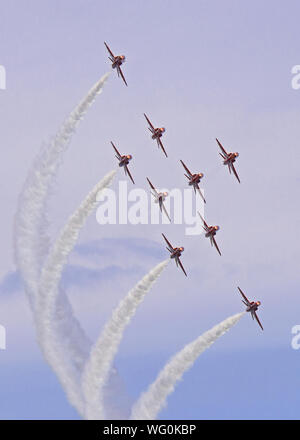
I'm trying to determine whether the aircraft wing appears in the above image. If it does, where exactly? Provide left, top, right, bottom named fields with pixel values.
left=231, top=163, right=241, bottom=183
left=161, top=200, right=171, bottom=222
left=111, top=141, right=121, bottom=159
left=195, top=183, right=206, bottom=204
left=157, top=137, right=168, bottom=157
left=147, top=177, right=158, bottom=195
left=180, top=160, right=193, bottom=177
left=162, top=233, right=174, bottom=252
left=144, top=113, right=155, bottom=130
left=216, top=138, right=229, bottom=158
left=237, top=287, right=251, bottom=305
left=117, top=65, right=128, bottom=86
left=177, top=256, right=187, bottom=277
left=158, top=197, right=163, bottom=211
left=124, top=164, right=135, bottom=184
left=104, top=42, right=115, bottom=58
left=198, top=212, right=209, bottom=229
left=212, top=236, right=221, bottom=256
left=254, top=311, right=264, bottom=331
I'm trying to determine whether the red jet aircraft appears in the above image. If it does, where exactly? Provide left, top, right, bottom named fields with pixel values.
left=180, top=160, right=206, bottom=203
left=144, top=113, right=167, bottom=157
left=198, top=212, right=221, bottom=256
left=162, top=233, right=187, bottom=276
left=238, top=287, right=263, bottom=331
left=147, top=178, right=171, bottom=222
left=216, top=138, right=240, bottom=183
left=111, top=141, right=134, bottom=184
left=104, top=42, right=127, bottom=86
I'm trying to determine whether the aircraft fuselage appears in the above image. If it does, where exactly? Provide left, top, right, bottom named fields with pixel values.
left=152, top=128, right=165, bottom=139
left=205, top=227, right=217, bottom=237
left=154, top=192, right=167, bottom=203
left=188, top=174, right=200, bottom=185
left=119, top=156, right=131, bottom=167
left=112, top=55, right=125, bottom=69
left=247, top=302, right=259, bottom=313
left=223, top=152, right=238, bottom=165
left=170, top=248, right=182, bottom=259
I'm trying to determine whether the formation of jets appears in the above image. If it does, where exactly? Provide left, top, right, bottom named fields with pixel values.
left=216, top=138, right=240, bottom=183
left=147, top=178, right=171, bottom=222
left=105, top=42, right=263, bottom=331
left=111, top=141, right=134, bottom=184
left=238, top=287, right=263, bottom=330
left=198, top=212, right=221, bottom=256
left=180, top=160, right=206, bottom=203
left=162, top=234, right=187, bottom=277
left=144, top=113, right=167, bottom=158
left=104, top=42, right=128, bottom=86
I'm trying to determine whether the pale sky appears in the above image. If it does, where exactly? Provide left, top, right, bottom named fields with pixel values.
left=0, top=0, right=300, bottom=419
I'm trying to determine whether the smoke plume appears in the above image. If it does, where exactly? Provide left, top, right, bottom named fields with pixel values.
left=82, top=259, right=170, bottom=420
left=37, top=171, right=116, bottom=415
left=131, top=312, right=245, bottom=420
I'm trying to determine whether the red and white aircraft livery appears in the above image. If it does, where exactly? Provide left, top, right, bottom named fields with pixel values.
left=198, top=212, right=221, bottom=256
left=238, top=287, right=263, bottom=331
left=104, top=42, right=127, bottom=86
left=111, top=141, right=134, bottom=184
left=147, top=178, right=171, bottom=222
left=180, top=160, right=206, bottom=203
left=216, top=138, right=240, bottom=183
left=144, top=113, right=167, bottom=157
left=162, top=233, right=187, bottom=276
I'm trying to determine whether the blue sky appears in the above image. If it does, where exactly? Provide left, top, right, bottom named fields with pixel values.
left=0, top=0, right=300, bottom=419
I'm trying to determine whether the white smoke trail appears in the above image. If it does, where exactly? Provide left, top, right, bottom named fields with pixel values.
left=37, top=170, right=116, bottom=416
left=13, top=73, right=110, bottom=414
left=82, top=259, right=170, bottom=420
left=131, top=312, right=245, bottom=420
left=14, top=72, right=110, bottom=309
